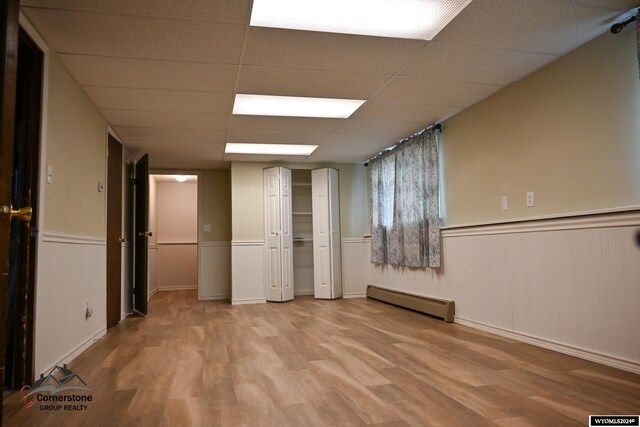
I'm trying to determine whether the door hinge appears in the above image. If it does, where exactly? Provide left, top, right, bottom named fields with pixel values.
left=30, top=227, right=39, bottom=238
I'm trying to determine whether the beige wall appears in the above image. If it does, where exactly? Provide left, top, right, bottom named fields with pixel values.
left=148, top=175, right=158, bottom=245
left=44, top=53, right=107, bottom=237
left=199, top=169, right=232, bottom=242
left=157, top=182, right=197, bottom=243
left=441, top=29, right=640, bottom=226
left=231, top=162, right=368, bottom=241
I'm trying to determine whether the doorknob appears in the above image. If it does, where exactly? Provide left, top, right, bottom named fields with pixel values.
left=0, top=205, right=32, bottom=222
left=138, top=231, right=153, bottom=237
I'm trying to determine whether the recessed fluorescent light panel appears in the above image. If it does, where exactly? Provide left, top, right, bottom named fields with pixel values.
left=250, top=0, right=473, bottom=40
left=225, top=143, right=318, bottom=156
left=233, top=94, right=365, bottom=119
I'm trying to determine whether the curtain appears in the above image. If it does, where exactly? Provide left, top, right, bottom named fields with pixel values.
left=370, top=128, right=440, bottom=268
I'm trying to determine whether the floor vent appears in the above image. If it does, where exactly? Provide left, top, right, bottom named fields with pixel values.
left=366, top=285, right=455, bottom=323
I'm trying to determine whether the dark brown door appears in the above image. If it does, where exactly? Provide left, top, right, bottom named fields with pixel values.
left=2, top=28, right=43, bottom=393
left=106, top=135, right=122, bottom=328
left=0, top=0, right=20, bottom=415
left=133, top=154, right=149, bottom=315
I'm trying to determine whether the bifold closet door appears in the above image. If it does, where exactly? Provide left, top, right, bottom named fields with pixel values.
left=264, top=167, right=294, bottom=302
left=312, top=168, right=342, bottom=299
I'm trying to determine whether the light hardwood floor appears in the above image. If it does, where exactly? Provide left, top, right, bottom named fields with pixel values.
left=4, top=290, right=640, bottom=426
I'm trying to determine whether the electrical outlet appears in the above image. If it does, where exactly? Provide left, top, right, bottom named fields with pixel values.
left=47, top=165, right=53, bottom=184
left=203, top=224, right=212, bottom=232
left=526, top=191, right=535, bottom=207
left=501, top=196, right=508, bottom=210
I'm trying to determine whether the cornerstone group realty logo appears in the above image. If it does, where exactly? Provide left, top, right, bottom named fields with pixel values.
left=19, top=364, right=93, bottom=412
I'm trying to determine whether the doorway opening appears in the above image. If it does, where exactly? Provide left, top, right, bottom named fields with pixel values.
left=147, top=174, right=199, bottom=302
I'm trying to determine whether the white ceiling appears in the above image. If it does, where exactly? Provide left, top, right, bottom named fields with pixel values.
left=21, top=0, right=639, bottom=169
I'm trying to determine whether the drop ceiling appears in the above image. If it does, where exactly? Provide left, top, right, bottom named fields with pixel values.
left=21, top=0, right=639, bottom=169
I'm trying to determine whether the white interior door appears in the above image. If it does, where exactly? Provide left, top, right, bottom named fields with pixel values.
left=312, top=168, right=341, bottom=299
left=264, top=167, right=282, bottom=301
left=312, top=169, right=331, bottom=299
left=280, top=168, right=294, bottom=301
left=328, top=168, right=342, bottom=298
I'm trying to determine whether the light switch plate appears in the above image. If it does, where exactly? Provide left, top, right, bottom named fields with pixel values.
left=526, top=191, right=534, bottom=207
left=501, top=196, right=508, bottom=210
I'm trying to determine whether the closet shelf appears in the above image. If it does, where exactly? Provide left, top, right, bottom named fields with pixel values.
left=293, top=237, right=313, bottom=243
left=292, top=182, right=312, bottom=187
left=292, top=211, right=312, bottom=216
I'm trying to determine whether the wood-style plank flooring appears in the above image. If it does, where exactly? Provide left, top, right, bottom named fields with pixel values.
left=4, top=290, right=640, bottom=426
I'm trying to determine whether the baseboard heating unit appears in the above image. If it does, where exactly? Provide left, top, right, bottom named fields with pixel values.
left=366, top=285, right=455, bottom=323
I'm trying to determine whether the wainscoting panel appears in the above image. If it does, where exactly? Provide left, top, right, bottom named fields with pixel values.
left=121, top=243, right=132, bottom=318
left=365, top=211, right=640, bottom=372
left=36, top=232, right=107, bottom=375
left=231, top=241, right=265, bottom=304
left=342, top=238, right=369, bottom=298
left=199, top=242, right=231, bottom=300
left=148, top=244, right=158, bottom=299
left=157, top=243, right=197, bottom=290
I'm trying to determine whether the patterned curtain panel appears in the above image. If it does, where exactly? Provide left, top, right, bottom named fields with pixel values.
left=369, top=128, right=440, bottom=268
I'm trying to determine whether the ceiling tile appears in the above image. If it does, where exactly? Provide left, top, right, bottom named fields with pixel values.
left=227, top=130, right=329, bottom=145
left=150, top=152, right=225, bottom=170
left=237, top=66, right=390, bottom=99
left=400, top=41, right=557, bottom=85
left=22, top=0, right=250, bottom=24
left=351, top=101, right=459, bottom=124
left=434, top=0, right=625, bottom=54
left=113, top=127, right=227, bottom=143
left=61, top=55, right=238, bottom=92
left=84, top=87, right=233, bottom=113
left=334, top=119, right=425, bottom=140
left=373, top=75, right=501, bottom=106
left=125, top=140, right=226, bottom=154
left=102, top=110, right=229, bottom=130
left=242, top=27, right=425, bottom=74
left=24, top=8, right=244, bottom=63
left=321, top=133, right=394, bottom=150
left=305, top=147, right=369, bottom=163
left=228, top=115, right=344, bottom=133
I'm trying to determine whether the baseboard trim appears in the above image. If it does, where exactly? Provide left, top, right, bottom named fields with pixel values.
left=455, top=317, right=640, bottom=375
left=294, top=290, right=314, bottom=296
left=39, top=327, right=106, bottom=376
left=199, top=294, right=230, bottom=301
left=343, top=292, right=367, bottom=299
left=158, top=286, right=197, bottom=291
left=231, top=298, right=267, bottom=305
left=148, top=287, right=159, bottom=300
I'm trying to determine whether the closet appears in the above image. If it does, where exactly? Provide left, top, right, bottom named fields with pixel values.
left=263, top=167, right=342, bottom=301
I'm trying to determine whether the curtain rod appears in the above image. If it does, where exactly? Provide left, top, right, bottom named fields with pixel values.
left=364, top=123, right=441, bottom=167
left=610, top=8, right=638, bottom=34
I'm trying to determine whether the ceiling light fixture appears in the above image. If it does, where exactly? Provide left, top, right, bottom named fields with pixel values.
left=233, top=94, right=365, bottom=119
left=175, top=175, right=189, bottom=182
left=250, top=0, right=473, bottom=40
left=225, top=143, right=318, bottom=156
